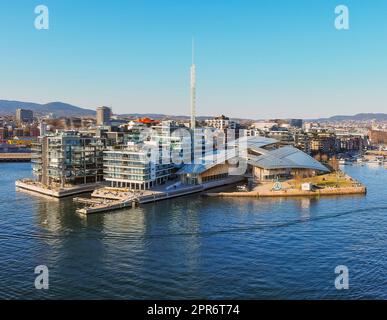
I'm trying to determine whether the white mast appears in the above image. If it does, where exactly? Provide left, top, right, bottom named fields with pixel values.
left=190, top=38, right=196, bottom=130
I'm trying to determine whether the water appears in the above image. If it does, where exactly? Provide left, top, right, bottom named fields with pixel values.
left=0, top=162, right=386, bottom=299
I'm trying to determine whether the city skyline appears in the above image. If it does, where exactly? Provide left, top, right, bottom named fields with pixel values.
left=1, top=0, right=387, bottom=304
left=1, top=0, right=387, bottom=119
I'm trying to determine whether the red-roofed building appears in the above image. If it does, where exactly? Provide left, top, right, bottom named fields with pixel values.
left=137, top=117, right=158, bottom=125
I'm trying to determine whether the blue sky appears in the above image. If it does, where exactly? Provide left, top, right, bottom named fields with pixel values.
left=1, top=0, right=387, bottom=119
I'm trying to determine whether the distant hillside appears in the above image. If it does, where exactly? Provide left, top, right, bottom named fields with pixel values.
left=0, top=101, right=226, bottom=120
left=0, top=100, right=96, bottom=117
left=121, top=113, right=217, bottom=121
left=1, top=100, right=385, bottom=122
left=317, top=113, right=387, bottom=122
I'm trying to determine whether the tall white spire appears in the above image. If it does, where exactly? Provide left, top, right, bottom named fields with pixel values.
left=190, top=38, right=196, bottom=130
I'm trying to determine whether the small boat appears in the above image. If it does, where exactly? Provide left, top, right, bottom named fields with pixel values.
left=237, top=185, right=248, bottom=192
left=368, top=156, right=385, bottom=165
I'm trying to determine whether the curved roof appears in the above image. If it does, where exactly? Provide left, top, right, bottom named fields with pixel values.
left=176, top=148, right=236, bottom=175
left=176, top=164, right=207, bottom=175
left=246, top=136, right=278, bottom=150
left=248, top=146, right=330, bottom=172
left=177, top=136, right=329, bottom=176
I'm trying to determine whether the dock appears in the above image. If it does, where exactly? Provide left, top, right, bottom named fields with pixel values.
left=75, top=198, right=139, bottom=215
left=17, top=176, right=244, bottom=215
left=15, top=179, right=105, bottom=198
left=75, top=176, right=244, bottom=215
left=0, top=153, right=31, bottom=162
left=73, top=197, right=106, bottom=205
left=205, top=186, right=367, bottom=198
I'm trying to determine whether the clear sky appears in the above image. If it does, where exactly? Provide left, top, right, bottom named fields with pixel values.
left=1, top=0, right=387, bottom=119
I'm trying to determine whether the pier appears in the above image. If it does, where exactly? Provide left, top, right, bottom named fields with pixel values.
left=75, top=198, right=139, bottom=215
left=15, top=179, right=104, bottom=198
left=73, top=197, right=106, bottom=205
left=74, top=176, right=244, bottom=215
left=0, top=153, right=31, bottom=162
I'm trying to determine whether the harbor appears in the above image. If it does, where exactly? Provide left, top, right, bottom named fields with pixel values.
left=338, top=150, right=387, bottom=166
left=2, top=0, right=387, bottom=301
left=15, top=132, right=373, bottom=215
left=16, top=164, right=368, bottom=215
left=3, top=161, right=387, bottom=299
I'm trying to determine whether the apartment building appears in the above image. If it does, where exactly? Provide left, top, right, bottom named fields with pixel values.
left=32, top=131, right=106, bottom=187
left=204, top=115, right=238, bottom=130
left=103, top=121, right=190, bottom=190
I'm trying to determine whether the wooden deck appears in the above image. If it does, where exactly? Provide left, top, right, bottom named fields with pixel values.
left=0, top=153, right=31, bottom=162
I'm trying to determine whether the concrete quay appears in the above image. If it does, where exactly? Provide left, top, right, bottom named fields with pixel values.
left=15, top=179, right=104, bottom=198
left=76, top=176, right=245, bottom=215
left=0, top=153, right=31, bottom=162
left=205, top=186, right=367, bottom=198
left=76, top=198, right=138, bottom=215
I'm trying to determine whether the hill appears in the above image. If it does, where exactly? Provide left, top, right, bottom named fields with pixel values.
left=0, top=100, right=96, bottom=117
left=317, top=113, right=387, bottom=122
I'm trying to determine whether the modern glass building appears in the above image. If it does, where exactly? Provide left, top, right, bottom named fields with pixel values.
left=102, top=121, right=196, bottom=190
left=96, top=106, right=111, bottom=126
left=103, top=143, right=174, bottom=190
left=32, top=131, right=106, bottom=187
left=16, top=108, right=34, bottom=124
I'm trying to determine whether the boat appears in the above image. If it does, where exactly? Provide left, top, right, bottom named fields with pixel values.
left=237, top=185, right=248, bottom=192
left=367, top=156, right=385, bottom=165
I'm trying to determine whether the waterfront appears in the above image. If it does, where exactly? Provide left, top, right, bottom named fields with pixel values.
left=0, top=163, right=386, bottom=299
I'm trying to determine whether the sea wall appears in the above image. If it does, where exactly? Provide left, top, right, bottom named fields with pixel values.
left=205, top=186, right=367, bottom=198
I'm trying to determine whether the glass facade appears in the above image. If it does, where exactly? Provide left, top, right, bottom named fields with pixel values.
left=103, top=146, right=174, bottom=190
left=32, top=131, right=106, bottom=186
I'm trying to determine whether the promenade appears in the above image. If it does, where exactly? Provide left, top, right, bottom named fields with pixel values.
left=0, top=153, right=31, bottom=162
left=75, top=176, right=245, bottom=215
left=205, top=172, right=367, bottom=198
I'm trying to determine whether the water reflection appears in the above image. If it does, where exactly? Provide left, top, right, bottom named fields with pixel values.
left=3, top=163, right=387, bottom=299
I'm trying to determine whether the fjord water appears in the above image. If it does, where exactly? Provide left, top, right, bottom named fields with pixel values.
left=0, top=163, right=386, bottom=299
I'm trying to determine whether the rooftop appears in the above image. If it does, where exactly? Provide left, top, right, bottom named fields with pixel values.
left=248, top=145, right=330, bottom=172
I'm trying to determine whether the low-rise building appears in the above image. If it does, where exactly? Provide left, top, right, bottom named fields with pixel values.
left=204, top=115, right=238, bottom=130
left=177, top=136, right=329, bottom=184
left=248, top=145, right=330, bottom=181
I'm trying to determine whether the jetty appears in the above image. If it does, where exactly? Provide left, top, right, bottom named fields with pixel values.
left=74, top=197, right=139, bottom=215
left=0, top=153, right=31, bottom=162
left=15, top=179, right=104, bottom=198
left=74, top=176, right=244, bottom=215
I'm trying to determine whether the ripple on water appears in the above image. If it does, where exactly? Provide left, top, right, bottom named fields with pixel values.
left=0, top=163, right=386, bottom=299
